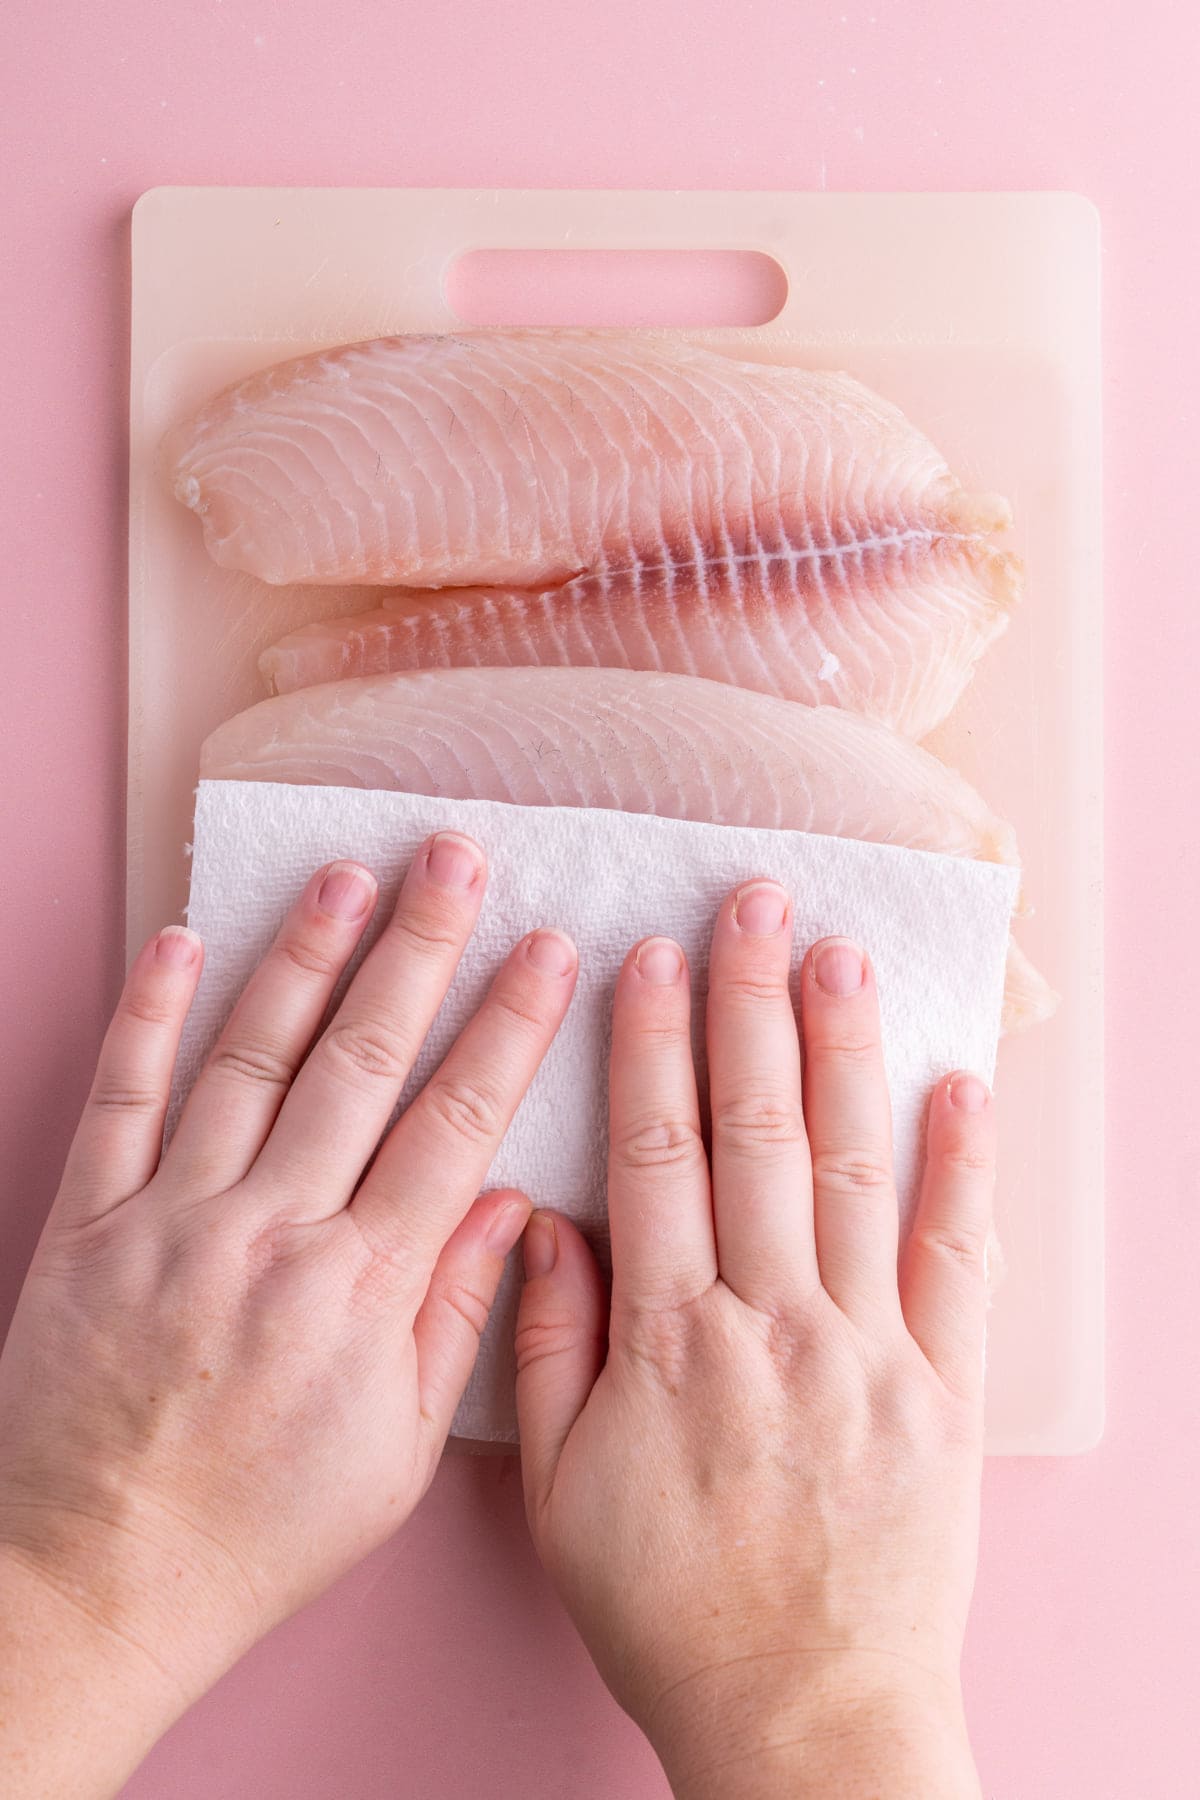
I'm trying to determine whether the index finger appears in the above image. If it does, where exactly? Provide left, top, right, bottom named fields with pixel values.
left=348, top=927, right=578, bottom=1306
left=899, top=1073, right=997, bottom=1398
left=254, top=831, right=488, bottom=1205
left=801, top=938, right=901, bottom=1324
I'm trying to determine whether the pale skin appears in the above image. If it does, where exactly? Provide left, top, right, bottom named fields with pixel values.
left=0, top=833, right=995, bottom=1798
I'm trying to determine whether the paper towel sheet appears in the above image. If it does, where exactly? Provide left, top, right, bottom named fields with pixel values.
left=173, top=780, right=1019, bottom=1443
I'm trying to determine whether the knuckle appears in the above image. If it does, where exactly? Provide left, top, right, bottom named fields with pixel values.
left=424, top=1073, right=504, bottom=1146
left=348, top=1236, right=415, bottom=1312
left=208, top=1039, right=295, bottom=1091
left=325, top=1018, right=411, bottom=1084
left=618, top=1294, right=698, bottom=1352
left=760, top=1297, right=826, bottom=1368
left=915, top=1224, right=987, bottom=1273
left=810, top=1034, right=879, bottom=1071
left=719, top=966, right=790, bottom=1006
left=616, top=1291, right=710, bottom=1389
left=490, top=984, right=551, bottom=1036
left=811, top=1147, right=895, bottom=1200
left=428, top=1273, right=492, bottom=1339
left=714, top=1093, right=805, bottom=1156
left=389, top=906, right=465, bottom=960
left=89, top=1081, right=162, bottom=1116
left=242, top=1213, right=310, bottom=1281
left=612, top=1115, right=705, bottom=1174
left=875, top=1370, right=941, bottom=1445
left=625, top=1011, right=688, bottom=1050
left=939, top=1139, right=996, bottom=1179
left=514, top=1311, right=588, bottom=1375
left=275, top=933, right=342, bottom=979
left=119, top=989, right=177, bottom=1028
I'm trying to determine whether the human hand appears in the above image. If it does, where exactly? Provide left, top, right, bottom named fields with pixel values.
left=515, top=882, right=992, bottom=1800
left=0, top=835, right=576, bottom=1796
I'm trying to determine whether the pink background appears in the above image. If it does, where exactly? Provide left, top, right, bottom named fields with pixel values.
left=1, top=3, right=1195, bottom=1796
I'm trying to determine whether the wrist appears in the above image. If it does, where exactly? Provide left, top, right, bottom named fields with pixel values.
left=0, top=1484, right=256, bottom=1715
left=0, top=1539, right=201, bottom=1799
left=647, top=1651, right=978, bottom=1800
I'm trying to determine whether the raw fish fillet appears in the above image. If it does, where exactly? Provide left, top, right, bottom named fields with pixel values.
left=169, top=332, right=1019, bottom=738
left=258, top=547, right=1018, bottom=737
left=199, top=666, right=1052, bottom=1029
left=999, top=938, right=1058, bottom=1033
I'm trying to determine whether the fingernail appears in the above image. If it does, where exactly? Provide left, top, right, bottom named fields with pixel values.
left=949, top=1073, right=990, bottom=1113
left=635, top=937, right=684, bottom=984
left=487, top=1196, right=531, bottom=1256
left=733, top=882, right=788, bottom=937
left=426, top=832, right=483, bottom=890
left=526, top=929, right=577, bottom=976
left=317, top=861, right=376, bottom=921
left=813, top=939, right=866, bottom=996
left=523, top=1211, right=558, bottom=1278
left=155, top=925, right=201, bottom=969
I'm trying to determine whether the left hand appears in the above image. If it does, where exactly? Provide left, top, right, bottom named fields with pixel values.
left=0, top=833, right=576, bottom=1791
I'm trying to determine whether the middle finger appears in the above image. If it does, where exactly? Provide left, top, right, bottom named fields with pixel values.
left=707, top=880, right=816, bottom=1310
left=348, top=926, right=578, bottom=1306
left=607, top=937, right=716, bottom=1316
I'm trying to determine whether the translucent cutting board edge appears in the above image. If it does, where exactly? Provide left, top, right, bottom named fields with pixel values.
left=128, top=188, right=1103, bottom=1456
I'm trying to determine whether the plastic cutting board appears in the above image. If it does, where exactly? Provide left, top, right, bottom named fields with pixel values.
left=128, top=187, right=1102, bottom=1453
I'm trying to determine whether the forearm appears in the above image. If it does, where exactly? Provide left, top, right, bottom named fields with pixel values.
left=0, top=1545, right=201, bottom=1799
left=649, top=1657, right=981, bottom=1800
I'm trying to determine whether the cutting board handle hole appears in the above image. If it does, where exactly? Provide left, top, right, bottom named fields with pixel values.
left=445, top=249, right=787, bottom=328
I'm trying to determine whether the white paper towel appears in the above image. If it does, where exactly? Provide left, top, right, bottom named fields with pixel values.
left=172, top=779, right=1019, bottom=1443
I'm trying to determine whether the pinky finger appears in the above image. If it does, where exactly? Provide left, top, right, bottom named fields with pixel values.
left=59, top=927, right=204, bottom=1220
left=899, top=1073, right=997, bottom=1397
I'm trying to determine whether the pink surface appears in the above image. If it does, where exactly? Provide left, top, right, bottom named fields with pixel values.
left=0, top=4, right=1194, bottom=1797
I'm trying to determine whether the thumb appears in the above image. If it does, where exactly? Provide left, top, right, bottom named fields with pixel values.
left=412, top=1188, right=532, bottom=1446
left=515, top=1210, right=608, bottom=1516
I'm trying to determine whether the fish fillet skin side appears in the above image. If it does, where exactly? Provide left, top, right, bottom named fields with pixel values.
left=169, top=332, right=1018, bottom=738
left=200, top=668, right=1050, bottom=1029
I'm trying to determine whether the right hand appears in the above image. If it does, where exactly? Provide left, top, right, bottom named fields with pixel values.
left=515, top=879, right=993, bottom=1799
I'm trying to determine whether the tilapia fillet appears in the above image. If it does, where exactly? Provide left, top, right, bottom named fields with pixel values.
left=199, top=667, right=1053, bottom=1030
left=258, top=543, right=1017, bottom=737
left=169, top=332, right=1018, bottom=737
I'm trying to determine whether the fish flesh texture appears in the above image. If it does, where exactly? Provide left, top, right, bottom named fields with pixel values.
left=168, top=332, right=1018, bottom=738
left=1001, top=938, right=1058, bottom=1034
left=201, top=667, right=1015, bottom=858
left=202, top=667, right=1050, bottom=1027
left=257, top=544, right=1017, bottom=737
left=199, top=666, right=1052, bottom=1029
